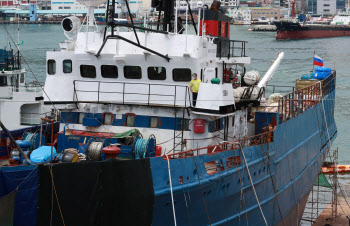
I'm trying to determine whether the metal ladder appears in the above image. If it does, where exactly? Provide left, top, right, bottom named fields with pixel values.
left=173, top=107, right=187, bottom=154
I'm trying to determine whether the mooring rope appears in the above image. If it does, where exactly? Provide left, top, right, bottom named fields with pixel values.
left=165, top=153, right=177, bottom=226
left=238, top=142, right=268, bottom=226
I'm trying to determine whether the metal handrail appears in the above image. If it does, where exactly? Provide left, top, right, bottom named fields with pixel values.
left=73, top=80, right=192, bottom=108
left=278, top=72, right=335, bottom=123
left=164, top=131, right=274, bottom=159
left=216, top=39, right=248, bottom=59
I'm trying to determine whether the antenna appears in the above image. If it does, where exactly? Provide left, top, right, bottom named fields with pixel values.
left=76, top=0, right=105, bottom=26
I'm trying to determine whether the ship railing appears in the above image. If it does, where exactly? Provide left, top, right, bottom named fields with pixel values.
left=73, top=80, right=192, bottom=108
left=8, top=84, right=42, bottom=93
left=216, top=40, right=247, bottom=59
left=164, top=131, right=274, bottom=159
left=278, top=71, right=336, bottom=123
left=266, top=84, right=295, bottom=96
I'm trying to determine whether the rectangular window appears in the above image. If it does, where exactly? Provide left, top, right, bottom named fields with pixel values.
left=124, top=66, right=142, bottom=79
left=80, top=65, right=96, bottom=78
left=179, top=119, right=189, bottom=131
left=103, top=113, right=113, bottom=125
left=324, top=4, right=330, bottom=6
left=148, top=67, right=166, bottom=80
left=20, top=74, right=24, bottom=83
left=101, top=65, right=118, bottom=78
left=78, top=113, right=84, bottom=124
left=63, top=59, right=72, bottom=73
left=173, top=68, right=192, bottom=82
left=149, top=117, right=158, bottom=128
left=0, top=76, right=7, bottom=86
left=126, top=115, right=135, bottom=127
left=48, top=59, right=56, bottom=75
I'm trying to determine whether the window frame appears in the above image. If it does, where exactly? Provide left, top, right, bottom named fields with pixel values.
left=63, top=59, right=72, bottom=74
left=147, top=66, right=166, bottom=80
left=103, top=112, right=114, bottom=125
left=47, top=59, right=56, bottom=75
left=172, top=68, right=192, bottom=82
left=125, top=113, right=136, bottom=127
left=0, top=76, right=7, bottom=86
left=124, top=66, right=142, bottom=79
left=80, top=65, right=96, bottom=78
left=149, top=116, right=158, bottom=128
left=78, top=113, right=84, bottom=124
left=101, top=65, right=118, bottom=79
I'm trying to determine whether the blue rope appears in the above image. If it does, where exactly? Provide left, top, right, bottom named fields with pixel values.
left=135, top=138, right=149, bottom=159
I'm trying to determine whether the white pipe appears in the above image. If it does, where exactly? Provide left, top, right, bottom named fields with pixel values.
left=197, top=6, right=201, bottom=36
left=175, top=0, right=179, bottom=33
left=87, top=7, right=95, bottom=26
left=185, top=6, right=188, bottom=51
left=257, top=52, right=284, bottom=88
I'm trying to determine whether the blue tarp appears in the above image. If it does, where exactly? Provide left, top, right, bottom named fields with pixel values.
left=30, top=146, right=57, bottom=163
left=0, top=165, right=38, bottom=226
left=314, top=67, right=331, bottom=80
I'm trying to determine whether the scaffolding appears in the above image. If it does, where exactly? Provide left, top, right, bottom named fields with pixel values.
left=301, top=148, right=350, bottom=225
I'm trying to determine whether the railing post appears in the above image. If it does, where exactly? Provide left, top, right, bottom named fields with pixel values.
left=123, top=83, right=125, bottom=104
left=98, top=82, right=100, bottom=103
left=174, top=86, right=177, bottom=107
left=73, top=80, right=76, bottom=102
left=244, top=42, right=246, bottom=57
left=148, top=84, right=151, bottom=105
left=185, top=87, right=187, bottom=108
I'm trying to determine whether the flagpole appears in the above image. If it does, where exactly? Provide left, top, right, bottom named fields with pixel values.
left=312, top=50, right=315, bottom=72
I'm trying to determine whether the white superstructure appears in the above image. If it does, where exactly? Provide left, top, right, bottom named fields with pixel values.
left=44, top=0, right=282, bottom=154
left=331, top=13, right=350, bottom=25
left=0, top=55, right=44, bottom=130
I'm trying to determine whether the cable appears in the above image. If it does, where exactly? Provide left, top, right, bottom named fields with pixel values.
left=237, top=142, right=268, bottom=226
left=192, top=156, right=211, bottom=225
left=165, top=153, right=177, bottom=226
left=49, top=165, right=66, bottom=226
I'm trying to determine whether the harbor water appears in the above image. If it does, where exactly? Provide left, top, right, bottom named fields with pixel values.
left=5, top=24, right=349, bottom=162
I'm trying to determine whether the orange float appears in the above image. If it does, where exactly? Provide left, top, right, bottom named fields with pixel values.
left=322, top=165, right=350, bottom=174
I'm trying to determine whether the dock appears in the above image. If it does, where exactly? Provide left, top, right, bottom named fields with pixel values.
left=313, top=196, right=350, bottom=225
left=0, top=21, right=61, bottom=24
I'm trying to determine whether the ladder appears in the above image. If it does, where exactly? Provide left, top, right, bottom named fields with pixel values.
left=173, top=107, right=187, bottom=155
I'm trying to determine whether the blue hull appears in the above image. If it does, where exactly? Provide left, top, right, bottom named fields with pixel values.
left=0, top=78, right=336, bottom=226
left=150, top=91, right=336, bottom=225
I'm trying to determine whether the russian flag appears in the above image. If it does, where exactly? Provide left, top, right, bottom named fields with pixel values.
left=314, top=55, right=324, bottom=66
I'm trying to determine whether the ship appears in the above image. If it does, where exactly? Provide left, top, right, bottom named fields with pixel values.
left=274, top=15, right=350, bottom=40
left=0, top=32, right=58, bottom=161
left=0, top=0, right=337, bottom=225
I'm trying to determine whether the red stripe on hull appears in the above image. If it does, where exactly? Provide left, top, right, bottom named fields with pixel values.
left=276, top=30, right=350, bottom=40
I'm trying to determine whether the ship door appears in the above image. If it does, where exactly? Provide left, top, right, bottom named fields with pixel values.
left=203, top=68, right=216, bottom=83
left=12, top=74, right=19, bottom=92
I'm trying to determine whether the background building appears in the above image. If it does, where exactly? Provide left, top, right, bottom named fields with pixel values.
left=317, top=0, right=336, bottom=15
left=228, top=7, right=251, bottom=19
left=251, top=7, right=280, bottom=20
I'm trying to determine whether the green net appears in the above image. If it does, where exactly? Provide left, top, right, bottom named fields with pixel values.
left=314, top=171, right=332, bottom=188
left=112, top=129, right=140, bottom=139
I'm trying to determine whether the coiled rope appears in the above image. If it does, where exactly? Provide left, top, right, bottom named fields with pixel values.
left=134, top=135, right=156, bottom=159
left=135, top=138, right=149, bottom=159
left=87, top=142, right=104, bottom=161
